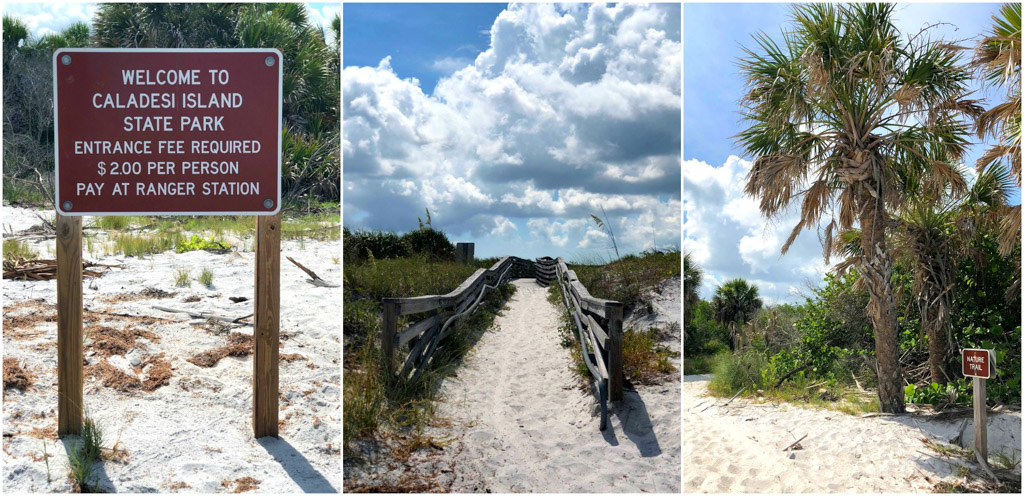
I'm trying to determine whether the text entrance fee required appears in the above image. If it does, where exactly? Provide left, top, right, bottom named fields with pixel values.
left=54, top=49, right=282, bottom=215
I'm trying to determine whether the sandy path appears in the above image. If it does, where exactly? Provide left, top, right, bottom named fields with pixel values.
left=430, top=279, right=680, bottom=493
left=684, top=375, right=1021, bottom=493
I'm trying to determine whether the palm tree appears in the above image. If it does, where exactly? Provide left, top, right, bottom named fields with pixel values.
left=711, top=278, right=762, bottom=349
left=683, top=252, right=703, bottom=326
left=737, top=3, right=979, bottom=412
left=896, top=165, right=1012, bottom=385
left=971, top=3, right=1021, bottom=299
left=92, top=3, right=340, bottom=203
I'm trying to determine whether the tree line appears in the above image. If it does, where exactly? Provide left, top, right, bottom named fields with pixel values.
left=686, top=3, right=1021, bottom=411
left=3, top=3, right=340, bottom=209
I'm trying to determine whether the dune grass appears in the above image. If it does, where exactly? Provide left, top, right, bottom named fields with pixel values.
left=343, top=256, right=515, bottom=458
left=571, top=250, right=680, bottom=308
left=706, top=351, right=879, bottom=415
left=3, top=239, right=37, bottom=262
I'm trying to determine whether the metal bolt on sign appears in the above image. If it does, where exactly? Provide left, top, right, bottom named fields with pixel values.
left=265, top=56, right=275, bottom=66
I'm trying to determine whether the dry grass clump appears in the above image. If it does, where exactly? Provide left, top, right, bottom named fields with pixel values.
left=166, top=481, right=192, bottom=491
left=3, top=300, right=56, bottom=339
left=221, top=477, right=261, bottom=493
left=88, top=326, right=160, bottom=357
left=87, top=354, right=173, bottom=393
left=186, top=332, right=253, bottom=367
left=3, top=357, right=34, bottom=390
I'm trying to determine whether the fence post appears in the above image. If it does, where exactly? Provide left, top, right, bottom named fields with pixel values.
left=56, top=214, right=83, bottom=436
left=606, top=301, right=624, bottom=401
left=382, top=300, right=398, bottom=373
left=253, top=213, right=281, bottom=438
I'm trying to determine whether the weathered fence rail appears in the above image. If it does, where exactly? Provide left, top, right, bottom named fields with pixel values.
left=553, top=257, right=623, bottom=430
left=535, top=256, right=557, bottom=287
left=381, top=256, right=530, bottom=382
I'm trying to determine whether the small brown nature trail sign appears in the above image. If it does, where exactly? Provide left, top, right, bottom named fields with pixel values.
left=962, top=348, right=994, bottom=379
left=963, top=348, right=996, bottom=464
left=52, top=48, right=283, bottom=439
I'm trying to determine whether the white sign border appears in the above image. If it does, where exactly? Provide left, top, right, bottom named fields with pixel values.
left=962, top=348, right=996, bottom=379
left=52, top=47, right=283, bottom=217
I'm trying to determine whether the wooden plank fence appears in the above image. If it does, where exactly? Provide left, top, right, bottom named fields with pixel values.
left=535, top=256, right=557, bottom=287
left=381, top=256, right=530, bottom=382
left=552, top=257, right=624, bottom=430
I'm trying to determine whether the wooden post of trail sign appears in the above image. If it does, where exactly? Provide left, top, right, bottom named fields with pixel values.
left=962, top=348, right=995, bottom=462
left=53, top=48, right=282, bottom=437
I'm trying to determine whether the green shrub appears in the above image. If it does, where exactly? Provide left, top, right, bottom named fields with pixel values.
left=176, top=235, right=229, bottom=253
left=401, top=228, right=454, bottom=261
left=708, top=350, right=768, bottom=396
left=343, top=228, right=408, bottom=261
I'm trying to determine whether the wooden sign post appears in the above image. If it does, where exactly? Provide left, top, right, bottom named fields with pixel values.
left=53, top=48, right=282, bottom=438
left=962, top=348, right=995, bottom=462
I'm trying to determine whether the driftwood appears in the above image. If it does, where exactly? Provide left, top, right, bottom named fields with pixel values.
left=152, top=305, right=253, bottom=324
left=782, top=434, right=808, bottom=451
left=773, top=364, right=810, bottom=388
left=701, top=387, right=747, bottom=413
left=286, top=256, right=339, bottom=287
left=3, top=258, right=119, bottom=280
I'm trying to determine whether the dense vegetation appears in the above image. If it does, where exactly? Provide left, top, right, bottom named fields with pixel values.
left=727, top=2, right=1021, bottom=412
left=686, top=231, right=1022, bottom=408
left=3, top=3, right=340, bottom=209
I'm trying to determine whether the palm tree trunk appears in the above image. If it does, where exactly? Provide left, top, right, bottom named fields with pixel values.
left=858, top=189, right=906, bottom=413
left=921, top=263, right=953, bottom=385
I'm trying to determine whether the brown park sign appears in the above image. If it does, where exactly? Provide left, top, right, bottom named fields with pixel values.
left=53, top=49, right=282, bottom=216
left=962, top=348, right=994, bottom=379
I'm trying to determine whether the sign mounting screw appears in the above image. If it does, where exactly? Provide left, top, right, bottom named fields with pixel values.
left=62, top=201, right=73, bottom=211
left=61, top=55, right=71, bottom=65
left=265, top=56, right=275, bottom=67
left=264, top=199, right=274, bottom=209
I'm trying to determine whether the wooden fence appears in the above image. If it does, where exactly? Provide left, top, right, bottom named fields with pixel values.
left=381, top=256, right=529, bottom=382
left=535, top=256, right=556, bottom=286
left=552, top=257, right=624, bottom=430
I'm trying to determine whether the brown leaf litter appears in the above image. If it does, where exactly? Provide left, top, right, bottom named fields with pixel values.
left=88, top=326, right=161, bottom=357
left=87, top=354, right=173, bottom=393
left=222, top=477, right=261, bottom=493
left=3, top=358, right=34, bottom=391
left=186, top=332, right=253, bottom=367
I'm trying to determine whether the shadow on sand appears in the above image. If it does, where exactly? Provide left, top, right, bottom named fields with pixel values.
left=60, top=435, right=114, bottom=492
left=599, top=384, right=663, bottom=458
left=257, top=437, right=338, bottom=493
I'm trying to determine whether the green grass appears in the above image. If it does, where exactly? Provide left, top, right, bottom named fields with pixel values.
left=344, top=256, right=481, bottom=303
left=706, top=350, right=879, bottom=414
left=198, top=268, right=214, bottom=287
left=67, top=416, right=104, bottom=492
left=2, top=177, right=47, bottom=205
left=571, top=250, right=680, bottom=307
left=343, top=256, right=515, bottom=459
left=3, top=239, right=37, bottom=261
left=683, top=354, right=717, bottom=375
left=108, top=232, right=183, bottom=258
left=174, top=269, right=191, bottom=287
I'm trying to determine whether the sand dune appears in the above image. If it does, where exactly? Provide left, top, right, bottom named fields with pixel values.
left=684, top=375, right=1021, bottom=493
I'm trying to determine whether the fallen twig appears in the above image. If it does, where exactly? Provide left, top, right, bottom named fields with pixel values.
left=287, top=256, right=339, bottom=287
left=152, top=305, right=253, bottom=324
left=701, top=387, right=747, bottom=412
left=782, top=433, right=808, bottom=451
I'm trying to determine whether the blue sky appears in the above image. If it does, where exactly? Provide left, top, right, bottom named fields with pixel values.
left=684, top=2, right=1020, bottom=303
left=344, top=3, right=506, bottom=95
left=344, top=3, right=682, bottom=260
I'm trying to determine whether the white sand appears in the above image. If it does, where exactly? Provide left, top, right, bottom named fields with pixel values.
left=348, top=278, right=680, bottom=492
left=2, top=206, right=340, bottom=493
left=684, top=375, right=1021, bottom=493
